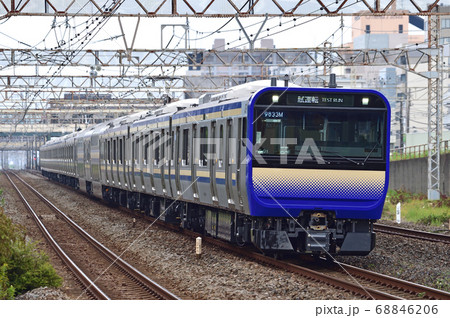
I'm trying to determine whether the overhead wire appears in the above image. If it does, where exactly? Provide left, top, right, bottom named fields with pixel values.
left=12, top=0, right=127, bottom=132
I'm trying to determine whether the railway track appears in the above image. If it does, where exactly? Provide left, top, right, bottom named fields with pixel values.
left=25, top=170, right=450, bottom=300
left=200, top=235, right=450, bottom=300
left=374, top=223, right=450, bottom=244
left=4, top=171, right=179, bottom=300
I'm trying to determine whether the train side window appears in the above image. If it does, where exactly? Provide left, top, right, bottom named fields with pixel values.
left=140, top=134, right=144, bottom=165
left=219, top=125, right=224, bottom=168
left=154, top=132, right=160, bottom=166
left=107, top=140, right=111, bottom=163
left=113, top=139, right=117, bottom=163
left=161, top=129, right=166, bottom=166
left=122, top=137, right=126, bottom=164
left=170, top=130, right=174, bottom=165
left=182, top=128, right=189, bottom=166
left=242, top=117, right=247, bottom=139
left=135, top=135, right=141, bottom=165
left=176, top=127, right=180, bottom=165
left=119, top=138, right=123, bottom=164
left=132, top=135, right=136, bottom=164
left=144, top=134, right=149, bottom=165
left=227, top=119, right=233, bottom=165
left=211, top=122, right=216, bottom=166
left=200, top=126, right=208, bottom=167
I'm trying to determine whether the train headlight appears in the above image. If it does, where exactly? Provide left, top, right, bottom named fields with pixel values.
left=362, top=97, right=370, bottom=105
left=272, top=95, right=279, bottom=103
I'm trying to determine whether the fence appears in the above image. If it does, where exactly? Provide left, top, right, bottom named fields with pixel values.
left=390, top=140, right=450, bottom=161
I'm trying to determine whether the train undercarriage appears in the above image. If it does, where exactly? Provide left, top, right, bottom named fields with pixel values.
left=43, top=171, right=376, bottom=256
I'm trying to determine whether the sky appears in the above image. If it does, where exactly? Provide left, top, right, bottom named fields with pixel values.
left=0, top=15, right=355, bottom=51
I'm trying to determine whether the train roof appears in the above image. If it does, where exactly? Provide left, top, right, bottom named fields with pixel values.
left=42, top=81, right=301, bottom=148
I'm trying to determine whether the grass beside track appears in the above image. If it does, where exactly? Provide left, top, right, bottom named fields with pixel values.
left=383, top=190, right=450, bottom=227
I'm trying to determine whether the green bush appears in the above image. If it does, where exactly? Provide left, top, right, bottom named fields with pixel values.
left=418, top=212, right=450, bottom=226
left=386, top=189, right=426, bottom=205
left=0, top=264, right=15, bottom=300
left=0, top=191, right=62, bottom=299
left=6, top=240, right=62, bottom=295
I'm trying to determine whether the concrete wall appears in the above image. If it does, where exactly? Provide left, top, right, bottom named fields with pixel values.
left=389, top=153, right=450, bottom=196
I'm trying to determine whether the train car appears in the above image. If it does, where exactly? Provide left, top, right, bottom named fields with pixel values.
left=40, top=80, right=390, bottom=256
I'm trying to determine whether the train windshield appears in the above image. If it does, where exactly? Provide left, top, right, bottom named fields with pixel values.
left=253, top=108, right=386, bottom=164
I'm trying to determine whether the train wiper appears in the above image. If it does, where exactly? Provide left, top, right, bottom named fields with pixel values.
left=362, top=143, right=380, bottom=165
left=319, top=150, right=361, bottom=165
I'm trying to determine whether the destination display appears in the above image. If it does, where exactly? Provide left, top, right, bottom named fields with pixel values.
left=255, top=91, right=387, bottom=109
left=286, top=93, right=354, bottom=107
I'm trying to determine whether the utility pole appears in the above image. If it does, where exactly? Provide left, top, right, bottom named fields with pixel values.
left=406, top=88, right=411, bottom=134
left=426, top=8, right=443, bottom=200
left=399, top=96, right=404, bottom=150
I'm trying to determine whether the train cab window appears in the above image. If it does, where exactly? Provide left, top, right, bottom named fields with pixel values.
left=200, top=126, right=208, bottom=167
left=182, top=128, right=189, bottom=166
left=254, top=105, right=386, bottom=165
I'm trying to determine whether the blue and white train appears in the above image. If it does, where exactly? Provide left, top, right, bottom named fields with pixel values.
left=40, top=80, right=390, bottom=256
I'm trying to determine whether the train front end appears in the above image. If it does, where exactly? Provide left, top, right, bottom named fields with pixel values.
left=247, top=87, right=390, bottom=255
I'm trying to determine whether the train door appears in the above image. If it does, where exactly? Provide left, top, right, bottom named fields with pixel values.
left=152, top=131, right=163, bottom=195
left=105, top=139, right=111, bottom=184
left=91, top=135, right=100, bottom=182
left=148, top=131, right=156, bottom=192
left=236, top=117, right=245, bottom=210
left=209, top=121, right=218, bottom=205
left=215, top=121, right=228, bottom=207
left=72, top=142, right=77, bottom=177
left=191, top=124, right=199, bottom=200
left=160, top=129, right=167, bottom=195
left=174, top=127, right=181, bottom=196
left=77, top=139, right=85, bottom=179
left=196, top=123, right=212, bottom=204
left=119, top=135, right=127, bottom=187
left=112, top=137, right=119, bottom=185
left=134, top=133, right=143, bottom=190
left=180, top=125, right=193, bottom=201
left=225, top=119, right=235, bottom=207
left=130, top=133, right=136, bottom=189
left=100, top=139, right=105, bottom=182
left=126, top=128, right=134, bottom=191
left=167, top=128, right=175, bottom=197
left=85, top=140, right=91, bottom=181
left=142, top=132, right=151, bottom=192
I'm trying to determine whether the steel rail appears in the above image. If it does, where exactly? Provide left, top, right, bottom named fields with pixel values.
left=33, top=170, right=448, bottom=300
left=198, top=234, right=402, bottom=300
left=10, top=171, right=180, bottom=300
left=4, top=172, right=110, bottom=300
left=159, top=217, right=450, bottom=300
left=374, top=223, right=450, bottom=244
left=335, top=261, right=450, bottom=300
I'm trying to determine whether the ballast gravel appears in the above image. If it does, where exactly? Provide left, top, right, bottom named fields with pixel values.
left=2, top=171, right=449, bottom=299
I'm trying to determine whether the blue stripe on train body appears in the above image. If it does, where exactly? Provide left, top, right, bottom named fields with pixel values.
left=245, top=87, right=391, bottom=220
